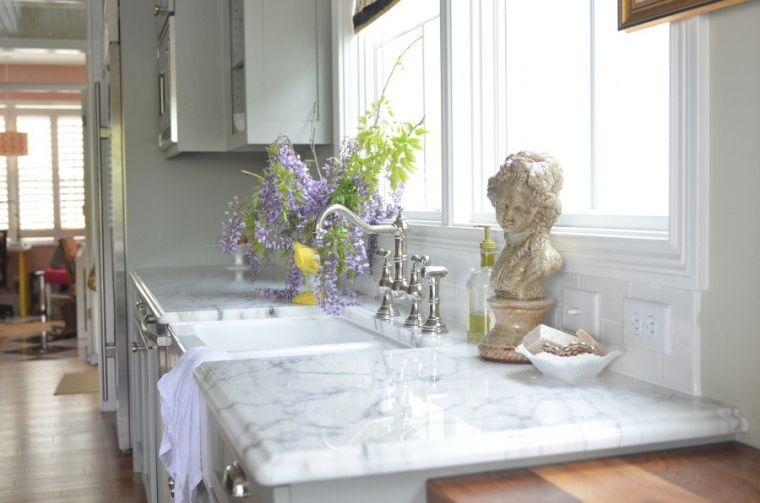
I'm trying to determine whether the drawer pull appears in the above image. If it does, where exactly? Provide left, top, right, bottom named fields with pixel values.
left=222, top=461, right=249, bottom=498
left=153, top=5, right=171, bottom=16
left=135, top=299, right=146, bottom=315
left=130, top=342, right=146, bottom=353
left=140, top=313, right=158, bottom=334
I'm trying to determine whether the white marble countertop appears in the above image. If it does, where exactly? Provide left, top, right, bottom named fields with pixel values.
left=136, top=266, right=747, bottom=488
left=194, top=311, right=747, bottom=487
left=131, top=266, right=293, bottom=322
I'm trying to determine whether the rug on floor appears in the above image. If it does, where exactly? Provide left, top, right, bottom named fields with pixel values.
left=54, top=370, right=99, bottom=395
left=0, top=320, right=65, bottom=344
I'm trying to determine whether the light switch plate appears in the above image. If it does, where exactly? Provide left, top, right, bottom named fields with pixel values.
left=561, top=288, right=600, bottom=337
left=623, top=298, right=671, bottom=353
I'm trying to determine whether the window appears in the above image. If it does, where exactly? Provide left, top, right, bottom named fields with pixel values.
left=0, top=116, right=7, bottom=231
left=354, top=0, right=442, bottom=219
left=351, top=0, right=670, bottom=231
left=1, top=104, right=85, bottom=239
left=338, top=0, right=708, bottom=289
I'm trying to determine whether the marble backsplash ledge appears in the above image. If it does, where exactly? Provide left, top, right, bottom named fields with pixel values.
left=366, top=235, right=701, bottom=395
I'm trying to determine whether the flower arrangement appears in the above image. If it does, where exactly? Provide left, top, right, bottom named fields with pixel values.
left=219, top=44, right=425, bottom=315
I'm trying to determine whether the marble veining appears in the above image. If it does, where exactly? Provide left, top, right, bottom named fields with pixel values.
left=196, top=341, right=747, bottom=487
left=136, top=265, right=746, bottom=488
left=132, top=266, right=294, bottom=322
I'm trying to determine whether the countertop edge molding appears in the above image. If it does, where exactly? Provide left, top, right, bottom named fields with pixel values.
left=195, top=357, right=747, bottom=488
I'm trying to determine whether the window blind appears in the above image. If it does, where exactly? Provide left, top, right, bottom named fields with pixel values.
left=17, top=115, right=54, bottom=231
left=57, top=115, right=85, bottom=230
left=0, top=116, right=7, bottom=231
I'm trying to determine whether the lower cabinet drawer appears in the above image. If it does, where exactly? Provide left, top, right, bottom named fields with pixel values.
left=202, top=407, right=276, bottom=503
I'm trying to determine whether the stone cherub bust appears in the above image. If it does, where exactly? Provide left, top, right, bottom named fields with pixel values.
left=478, top=151, right=563, bottom=363
left=488, top=151, right=563, bottom=300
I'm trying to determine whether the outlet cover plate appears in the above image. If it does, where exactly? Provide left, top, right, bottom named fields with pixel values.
left=623, top=298, right=671, bottom=353
left=561, top=288, right=600, bottom=337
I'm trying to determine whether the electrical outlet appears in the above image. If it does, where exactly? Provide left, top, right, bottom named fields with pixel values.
left=623, top=298, right=671, bottom=353
left=561, top=288, right=600, bottom=337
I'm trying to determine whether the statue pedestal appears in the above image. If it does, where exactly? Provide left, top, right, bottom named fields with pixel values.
left=478, top=297, right=553, bottom=363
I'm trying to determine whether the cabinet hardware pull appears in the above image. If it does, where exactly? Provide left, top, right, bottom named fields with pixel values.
left=153, top=5, right=171, bottom=16
left=130, top=342, right=146, bottom=353
left=222, top=461, right=249, bottom=498
left=140, top=313, right=158, bottom=334
left=158, top=73, right=166, bottom=116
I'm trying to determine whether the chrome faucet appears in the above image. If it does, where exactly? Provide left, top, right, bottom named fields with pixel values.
left=404, top=254, right=429, bottom=328
left=314, top=204, right=410, bottom=293
left=421, top=265, right=448, bottom=334
left=375, top=248, right=398, bottom=320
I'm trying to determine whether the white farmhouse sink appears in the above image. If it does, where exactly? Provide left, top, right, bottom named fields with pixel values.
left=170, top=314, right=407, bottom=359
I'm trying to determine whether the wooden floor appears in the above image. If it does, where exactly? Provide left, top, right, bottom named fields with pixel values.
left=428, top=442, right=760, bottom=503
left=0, top=357, right=147, bottom=502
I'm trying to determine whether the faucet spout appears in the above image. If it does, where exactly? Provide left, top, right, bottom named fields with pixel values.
left=314, top=204, right=398, bottom=240
left=314, top=203, right=410, bottom=294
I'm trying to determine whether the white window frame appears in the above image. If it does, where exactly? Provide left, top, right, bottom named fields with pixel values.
left=332, top=1, right=709, bottom=291
left=3, top=102, right=86, bottom=240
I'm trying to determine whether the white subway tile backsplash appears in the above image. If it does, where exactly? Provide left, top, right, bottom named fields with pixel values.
left=544, top=272, right=578, bottom=327
left=364, top=237, right=701, bottom=395
left=602, top=320, right=623, bottom=347
left=580, top=275, right=629, bottom=321
left=544, top=307, right=560, bottom=327
left=660, top=350, right=696, bottom=394
left=438, top=284, right=461, bottom=325
left=630, top=282, right=663, bottom=302
left=610, top=346, right=662, bottom=384
left=544, top=272, right=580, bottom=304
left=662, top=287, right=697, bottom=353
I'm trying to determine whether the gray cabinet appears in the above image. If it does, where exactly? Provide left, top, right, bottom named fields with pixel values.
left=201, top=406, right=289, bottom=503
left=156, top=0, right=227, bottom=156
left=224, top=0, right=333, bottom=149
left=130, top=296, right=162, bottom=503
left=130, top=289, right=175, bottom=503
left=156, top=0, right=333, bottom=155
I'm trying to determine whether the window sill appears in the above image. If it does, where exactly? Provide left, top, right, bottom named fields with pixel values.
left=14, top=235, right=85, bottom=247
left=405, top=221, right=704, bottom=290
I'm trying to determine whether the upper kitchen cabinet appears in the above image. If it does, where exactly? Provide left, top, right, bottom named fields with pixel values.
left=156, top=0, right=227, bottom=156
left=225, top=0, right=333, bottom=149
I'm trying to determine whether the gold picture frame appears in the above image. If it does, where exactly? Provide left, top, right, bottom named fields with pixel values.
left=619, top=0, right=750, bottom=31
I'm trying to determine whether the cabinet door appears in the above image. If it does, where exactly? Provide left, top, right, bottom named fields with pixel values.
left=129, top=311, right=144, bottom=473
left=202, top=407, right=287, bottom=503
left=156, top=362, right=173, bottom=503
left=163, top=0, right=227, bottom=155
left=242, top=0, right=332, bottom=145
left=157, top=23, right=174, bottom=150
left=140, top=343, right=161, bottom=503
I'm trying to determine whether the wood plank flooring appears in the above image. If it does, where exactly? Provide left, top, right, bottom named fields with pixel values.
left=427, top=442, right=760, bottom=503
left=0, top=357, right=147, bottom=502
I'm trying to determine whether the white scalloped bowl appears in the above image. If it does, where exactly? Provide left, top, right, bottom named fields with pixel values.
left=516, top=344, right=623, bottom=383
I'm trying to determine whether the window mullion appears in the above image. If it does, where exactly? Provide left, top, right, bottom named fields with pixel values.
left=51, top=113, right=61, bottom=238
left=440, top=0, right=453, bottom=226
left=7, top=111, right=19, bottom=240
left=589, top=0, right=597, bottom=211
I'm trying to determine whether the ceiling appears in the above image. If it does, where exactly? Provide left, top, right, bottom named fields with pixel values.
left=0, top=0, right=86, bottom=64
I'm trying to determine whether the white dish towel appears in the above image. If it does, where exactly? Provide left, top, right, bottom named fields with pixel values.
left=158, top=346, right=230, bottom=503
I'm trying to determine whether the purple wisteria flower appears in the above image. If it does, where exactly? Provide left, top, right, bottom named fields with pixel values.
left=217, top=93, right=423, bottom=316
left=219, top=197, right=248, bottom=255
left=314, top=252, right=358, bottom=316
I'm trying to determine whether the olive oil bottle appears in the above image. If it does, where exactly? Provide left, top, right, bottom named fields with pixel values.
left=466, top=225, right=496, bottom=343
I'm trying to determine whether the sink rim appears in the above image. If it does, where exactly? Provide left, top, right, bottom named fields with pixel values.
left=169, top=309, right=414, bottom=359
